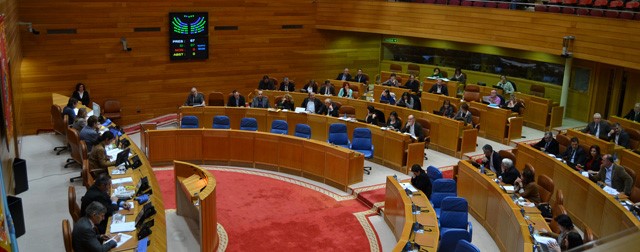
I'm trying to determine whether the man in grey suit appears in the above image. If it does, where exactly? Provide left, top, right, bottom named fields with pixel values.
left=597, top=154, right=633, bottom=195
left=251, top=90, right=270, bottom=108
left=72, top=201, right=119, bottom=252
left=581, top=113, right=611, bottom=140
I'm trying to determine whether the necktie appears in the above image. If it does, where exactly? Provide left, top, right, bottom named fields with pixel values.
left=595, top=124, right=600, bottom=137
left=571, top=149, right=576, bottom=163
left=545, top=141, right=550, bottom=149
left=326, top=88, right=329, bottom=95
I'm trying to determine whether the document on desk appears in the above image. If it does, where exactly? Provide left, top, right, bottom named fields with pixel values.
left=400, top=183, right=418, bottom=193
left=107, top=148, right=124, bottom=162
left=533, top=234, right=557, bottom=246
left=111, top=233, right=133, bottom=248
left=502, top=185, right=515, bottom=194
left=112, top=177, right=133, bottom=185
left=110, top=222, right=136, bottom=233
left=602, top=186, right=619, bottom=196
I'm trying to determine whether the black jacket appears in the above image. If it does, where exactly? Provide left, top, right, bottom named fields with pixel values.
left=80, top=185, right=119, bottom=234
left=227, top=95, right=246, bottom=107
left=411, top=172, right=432, bottom=199
left=533, top=138, right=560, bottom=156
left=72, top=217, right=117, bottom=252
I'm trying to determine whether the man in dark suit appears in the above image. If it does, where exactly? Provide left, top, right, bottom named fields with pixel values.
left=322, top=98, right=339, bottom=117
left=278, top=77, right=295, bottom=92
left=481, top=144, right=503, bottom=177
left=184, top=87, right=205, bottom=106
left=353, top=69, right=368, bottom=84
left=319, top=80, right=335, bottom=96
left=401, top=115, right=425, bottom=142
left=607, top=123, right=630, bottom=148
left=251, top=90, right=269, bottom=108
left=73, top=201, right=119, bottom=252
left=258, top=75, right=275, bottom=90
left=403, top=74, right=421, bottom=93
left=410, top=164, right=432, bottom=199
left=227, top=90, right=246, bottom=107
left=623, top=103, right=640, bottom=123
left=301, top=92, right=323, bottom=114
left=80, top=173, right=130, bottom=234
left=581, top=113, right=611, bottom=140
left=336, top=68, right=352, bottom=81
left=499, top=158, right=520, bottom=185
left=561, top=137, right=586, bottom=168
left=597, top=154, right=633, bottom=195
left=427, top=78, right=449, bottom=96
left=533, top=131, right=560, bottom=156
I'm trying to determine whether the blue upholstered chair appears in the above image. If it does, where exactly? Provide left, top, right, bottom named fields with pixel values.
left=270, top=120, right=288, bottom=134
left=454, top=240, right=480, bottom=252
left=327, top=123, right=350, bottom=148
left=438, top=229, right=471, bottom=252
left=294, top=124, right=311, bottom=139
left=239, top=117, right=258, bottom=131
left=350, top=128, right=374, bottom=175
left=431, top=179, right=457, bottom=217
left=440, top=197, right=473, bottom=240
left=212, top=115, right=230, bottom=129
left=180, top=116, right=199, bottom=128
left=426, top=165, right=443, bottom=183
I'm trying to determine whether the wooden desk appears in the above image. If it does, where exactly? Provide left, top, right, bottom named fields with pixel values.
left=458, top=160, right=544, bottom=252
left=618, top=149, right=640, bottom=188
left=372, top=84, right=413, bottom=103
left=423, top=78, right=459, bottom=98
left=259, top=91, right=476, bottom=158
left=513, top=92, right=563, bottom=131
left=420, top=92, right=462, bottom=115
left=466, top=84, right=503, bottom=98
left=145, top=129, right=364, bottom=192
left=515, top=143, right=640, bottom=238
left=328, top=79, right=367, bottom=99
left=174, top=161, right=219, bottom=252
left=178, top=106, right=424, bottom=173
left=380, top=71, right=412, bottom=85
left=566, top=129, right=615, bottom=155
left=469, top=101, right=523, bottom=144
left=384, top=176, right=439, bottom=252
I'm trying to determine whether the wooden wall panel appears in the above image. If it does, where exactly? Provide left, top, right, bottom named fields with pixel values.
left=316, top=1, right=640, bottom=71
left=17, top=0, right=381, bottom=134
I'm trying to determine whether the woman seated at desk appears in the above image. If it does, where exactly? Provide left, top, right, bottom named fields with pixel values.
left=542, top=214, right=583, bottom=251
left=380, top=89, right=396, bottom=105
left=430, top=67, right=443, bottom=78
left=72, top=108, right=88, bottom=131
left=88, top=131, right=116, bottom=174
left=337, top=82, right=353, bottom=98
left=437, top=100, right=455, bottom=118
left=396, top=92, right=414, bottom=109
left=386, top=111, right=402, bottom=131
left=505, top=94, right=525, bottom=114
left=277, top=94, right=295, bottom=111
left=514, top=166, right=541, bottom=204
left=365, top=105, right=379, bottom=126
left=576, top=145, right=602, bottom=172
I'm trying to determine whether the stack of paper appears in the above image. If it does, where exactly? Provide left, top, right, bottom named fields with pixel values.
left=112, top=177, right=133, bottom=184
left=400, top=183, right=418, bottom=193
left=602, top=186, right=619, bottom=196
left=110, top=222, right=136, bottom=233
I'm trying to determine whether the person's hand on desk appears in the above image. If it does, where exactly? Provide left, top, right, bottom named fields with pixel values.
left=121, top=201, right=132, bottom=210
left=548, top=241, right=561, bottom=252
left=101, top=233, right=121, bottom=243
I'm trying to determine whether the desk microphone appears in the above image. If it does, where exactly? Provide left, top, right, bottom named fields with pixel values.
left=524, top=215, right=537, bottom=226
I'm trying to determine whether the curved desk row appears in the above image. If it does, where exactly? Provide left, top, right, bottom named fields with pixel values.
left=174, top=161, right=219, bottom=252
left=457, top=161, right=547, bottom=252
left=384, top=176, right=439, bottom=252
left=241, top=91, right=477, bottom=158
left=177, top=106, right=425, bottom=173
left=515, top=143, right=640, bottom=239
left=144, top=129, right=364, bottom=192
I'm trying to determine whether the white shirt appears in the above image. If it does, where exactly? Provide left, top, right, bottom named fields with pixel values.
left=306, top=99, right=315, bottom=113
left=604, top=164, right=613, bottom=186
left=409, top=124, right=415, bottom=137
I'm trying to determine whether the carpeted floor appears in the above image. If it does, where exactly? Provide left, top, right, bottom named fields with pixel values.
left=154, top=167, right=377, bottom=251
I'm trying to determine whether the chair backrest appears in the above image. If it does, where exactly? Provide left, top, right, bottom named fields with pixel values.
left=537, top=174, right=554, bottom=203
left=440, top=197, right=469, bottom=230
left=180, top=115, right=199, bottom=128
left=426, top=165, right=443, bottom=183
left=212, top=115, right=231, bottom=129
left=208, top=92, right=225, bottom=106
left=68, top=186, right=81, bottom=223
left=240, top=117, right=258, bottom=131
left=499, top=150, right=516, bottom=163
left=374, top=110, right=386, bottom=126
left=630, top=186, right=640, bottom=203
left=556, top=134, right=570, bottom=154
left=438, top=229, right=471, bottom=252
left=51, top=105, right=68, bottom=135
left=407, top=64, right=420, bottom=76
left=549, top=204, right=568, bottom=234
left=62, top=219, right=73, bottom=252
left=328, top=123, right=350, bottom=146
left=351, top=128, right=372, bottom=153
left=390, top=64, right=402, bottom=72
left=454, top=239, right=480, bottom=252
left=270, top=120, right=289, bottom=134
left=104, top=99, right=121, bottom=113
left=530, top=84, right=545, bottom=97
left=583, top=226, right=595, bottom=243
left=66, top=127, right=83, bottom=164
left=431, top=179, right=457, bottom=208
left=627, top=128, right=640, bottom=150
left=416, top=118, right=431, bottom=138
left=554, top=189, right=564, bottom=206
left=81, top=158, right=93, bottom=190
left=338, top=105, right=356, bottom=118
left=463, top=86, right=480, bottom=102
left=624, top=166, right=636, bottom=186
left=294, top=123, right=312, bottom=139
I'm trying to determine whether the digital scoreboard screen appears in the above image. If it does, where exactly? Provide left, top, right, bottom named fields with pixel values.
left=169, top=12, right=209, bottom=60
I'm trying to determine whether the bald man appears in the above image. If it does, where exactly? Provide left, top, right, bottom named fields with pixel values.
left=623, top=103, right=640, bottom=123
left=185, top=87, right=205, bottom=106
left=401, top=115, right=425, bottom=142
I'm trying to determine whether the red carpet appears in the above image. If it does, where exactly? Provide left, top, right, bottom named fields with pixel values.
left=154, top=168, right=375, bottom=251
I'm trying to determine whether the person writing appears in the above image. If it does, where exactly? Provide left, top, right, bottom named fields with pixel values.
left=72, top=82, right=91, bottom=107
left=576, top=145, right=602, bottom=172
left=88, top=131, right=116, bottom=175
left=514, top=166, right=541, bottom=204
left=277, top=94, right=295, bottom=110
left=251, top=90, right=270, bottom=108
left=410, top=164, right=432, bottom=199
left=380, top=89, right=396, bottom=105
left=337, top=82, right=353, bottom=98
left=437, top=100, right=455, bottom=118
left=80, top=173, right=131, bottom=234
left=73, top=201, right=120, bottom=251
left=386, top=111, right=402, bottom=131
left=401, top=115, right=425, bottom=141
left=323, top=98, right=339, bottom=117
left=62, top=97, right=79, bottom=125
left=184, top=87, right=205, bottom=106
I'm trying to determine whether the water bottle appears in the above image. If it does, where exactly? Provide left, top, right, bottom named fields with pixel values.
left=343, top=112, right=347, bottom=119
left=480, top=164, right=485, bottom=174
